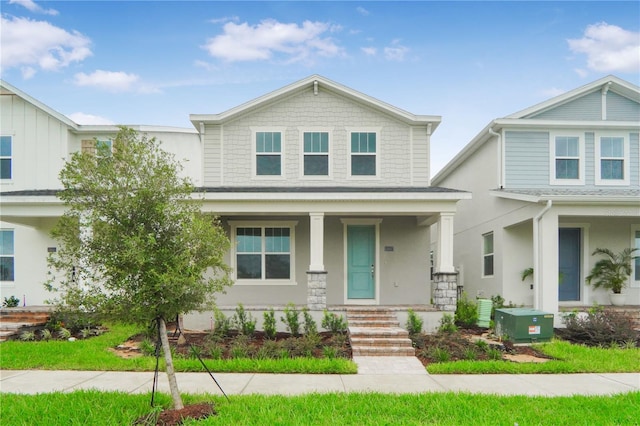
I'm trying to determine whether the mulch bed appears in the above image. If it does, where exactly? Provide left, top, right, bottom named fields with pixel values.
left=133, top=403, right=216, bottom=426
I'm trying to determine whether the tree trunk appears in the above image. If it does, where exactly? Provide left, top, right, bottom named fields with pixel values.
left=158, top=317, right=184, bottom=410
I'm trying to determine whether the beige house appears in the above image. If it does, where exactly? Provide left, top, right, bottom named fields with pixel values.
left=432, top=75, right=640, bottom=323
left=0, top=76, right=468, bottom=326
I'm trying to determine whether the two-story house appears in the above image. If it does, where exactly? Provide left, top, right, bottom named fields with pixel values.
left=432, top=75, right=640, bottom=321
left=1, top=76, right=469, bottom=324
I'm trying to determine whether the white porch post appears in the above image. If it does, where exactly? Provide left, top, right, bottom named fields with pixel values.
left=435, top=212, right=455, bottom=273
left=307, top=212, right=327, bottom=310
left=536, top=210, right=559, bottom=316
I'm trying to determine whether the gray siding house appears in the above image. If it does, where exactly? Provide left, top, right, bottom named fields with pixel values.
left=432, top=76, right=640, bottom=322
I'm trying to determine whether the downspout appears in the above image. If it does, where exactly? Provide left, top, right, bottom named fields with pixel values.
left=488, top=127, right=503, bottom=189
left=533, top=200, right=552, bottom=309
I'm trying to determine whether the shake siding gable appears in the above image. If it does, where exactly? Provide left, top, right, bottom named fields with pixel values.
left=607, top=92, right=640, bottom=121
left=203, top=124, right=222, bottom=186
left=504, top=131, right=549, bottom=188
left=528, top=91, right=601, bottom=121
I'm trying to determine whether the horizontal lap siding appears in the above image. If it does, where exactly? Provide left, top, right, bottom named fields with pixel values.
left=607, top=93, right=640, bottom=121
left=529, top=91, right=601, bottom=120
left=631, top=133, right=640, bottom=186
left=505, top=131, right=549, bottom=188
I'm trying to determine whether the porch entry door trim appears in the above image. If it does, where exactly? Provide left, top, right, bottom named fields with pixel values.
left=559, top=227, right=581, bottom=302
left=341, top=219, right=381, bottom=304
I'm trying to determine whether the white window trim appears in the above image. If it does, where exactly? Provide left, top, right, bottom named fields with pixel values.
left=250, top=127, right=286, bottom=180
left=549, top=132, right=585, bottom=186
left=346, top=128, right=381, bottom=179
left=482, top=232, right=494, bottom=278
left=631, top=224, right=640, bottom=289
left=595, top=132, right=629, bottom=186
left=299, top=128, right=332, bottom=180
left=0, top=228, right=15, bottom=284
left=229, top=220, right=297, bottom=286
left=0, top=134, right=13, bottom=182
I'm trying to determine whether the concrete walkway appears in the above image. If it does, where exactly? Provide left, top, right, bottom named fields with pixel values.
left=1, top=358, right=638, bottom=397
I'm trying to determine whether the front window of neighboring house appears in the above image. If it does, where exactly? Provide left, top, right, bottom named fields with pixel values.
left=350, top=132, right=377, bottom=176
left=81, top=139, right=113, bottom=157
left=255, top=132, right=282, bottom=176
left=303, top=132, right=329, bottom=176
left=482, top=232, right=494, bottom=277
left=232, top=222, right=296, bottom=283
left=0, top=230, right=15, bottom=282
left=0, top=136, right=12, bottom=179
left=595, top=135, right=629, bottom=185
left=551, top=135, right=583, bottom=184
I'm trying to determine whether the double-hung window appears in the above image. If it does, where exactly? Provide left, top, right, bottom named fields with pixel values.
left=350, top=132, right=377, bottom=176
left=0, top=230, right=15, bottom=282
left=255, top=131, right=282, bottom=176
left=0, top=136, right=12, bottom=180
left=232, top=222, right=297, bottom=284
left=595, top=134, right=629, bottom=185
left=482, top=232, right=494, bottom=277
left=551, top=135, right=583, bottom=185
left=303, top=132, right=329, bottom=176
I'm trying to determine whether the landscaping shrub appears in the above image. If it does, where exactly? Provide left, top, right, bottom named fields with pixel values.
left=455, top=292, right=478, bottom=327
left=437, top=313, right=458, bottom=334
left=263, top=308, right=277, bottom=340
left=302, top=308, right=318, bottom=335
left=232, top=303, right=257, bottom=336
left=212, top=308, right=231, bottom=337
left=561, top=305, right=638, bottom=347
left=321, top=310, right=347, bottom=333
left=406, top=309, right=423, bottom=335
left=281, top=303, right=301, bottom=337
left=3, top=295, right=20, bottom=308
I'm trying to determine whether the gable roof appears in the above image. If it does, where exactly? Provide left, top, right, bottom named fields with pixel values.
left=1, top=79, right=79, bottom=129
left=432, top=75, right=640, bottom=185
left=190, top=74, right=441, bottom=129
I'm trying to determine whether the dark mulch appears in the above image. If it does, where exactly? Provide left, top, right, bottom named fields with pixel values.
left=134, top=403, right=215, bottom=426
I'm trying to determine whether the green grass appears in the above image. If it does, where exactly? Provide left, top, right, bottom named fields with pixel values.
left=0, top=323, right=356, bottom=374
left=1, top=391, right=638, bottom=425
left=428, top=339, right=640, bottom=374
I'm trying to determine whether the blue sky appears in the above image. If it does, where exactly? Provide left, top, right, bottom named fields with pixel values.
left=1, top=1, right=639, bottom=174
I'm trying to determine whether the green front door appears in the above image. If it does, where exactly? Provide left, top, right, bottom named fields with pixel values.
left=347, top=225, right=375, bottom=299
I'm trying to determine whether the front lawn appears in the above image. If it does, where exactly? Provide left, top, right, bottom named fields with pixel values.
left=2, top=390, right=638, bottom=425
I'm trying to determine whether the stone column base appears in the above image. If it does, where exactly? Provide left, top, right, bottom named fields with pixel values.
left=433, top=272, right=458, bottom=311
left=307, top=271, right=327, bottom=310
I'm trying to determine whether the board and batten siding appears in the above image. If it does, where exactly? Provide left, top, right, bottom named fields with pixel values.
left=528, top=91, right=601, bottom=121
left=202, top=88, right=426, bottom=187
left=607, top=92, right=640, bottom=121
left=504, top=131, right=549, bottom=188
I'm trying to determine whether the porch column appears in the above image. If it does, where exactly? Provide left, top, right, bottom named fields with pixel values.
left=535, top=210, right=559, bottom=316
left=433, top=212, right=458, bottom=311
left=307, top=212, right=327, bottom=310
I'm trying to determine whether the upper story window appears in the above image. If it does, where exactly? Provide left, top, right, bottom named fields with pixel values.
left=0, top=229, right=15, bottom=282
left=482, top=232, right=494, bottom=277
left=81, top=139, right=113, bottom=158
left=255, top=131, right=282, bottom=176
left=303, top=132, right=329, bottom=176
left=0, top=136, right=12, bottom=180
left=595, top=134, right=629, bottom=185
left=231, top=221, right=297, bottom=285
left=550, top=135, right=584, bottom=185
left=350, top=132, right=377, bottom=177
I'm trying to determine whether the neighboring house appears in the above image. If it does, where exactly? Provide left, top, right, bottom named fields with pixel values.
left=0, top=76, right=469, bottom=319
left=432, top=75, right=640, bottom=321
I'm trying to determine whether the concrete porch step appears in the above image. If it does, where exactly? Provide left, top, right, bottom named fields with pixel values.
left=346, top=308, right=415, bottom=357
left=347, top=319, right=400, bottom=327
left=348, top=326, right=409, bottom=339
left=350, top=337, right=413, bottom=347
left=352, top=346, right=416, bottom=356
left=0, top=308, right=51, bottom=342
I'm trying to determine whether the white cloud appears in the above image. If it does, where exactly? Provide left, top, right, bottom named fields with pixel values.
left=73, top=70, right=140, bottom=92
left=21, top=66, right=36, bottom=80
left=68, top=112, right=114, bottom=125
left=194, top=60, right=218, bottom=71
left=361, top=47, right=377, bottom=56
left=203, top=19, right=344, bottom=63
left=9, top=0, right=58, bottom=16
left=0, top=16, right=92, bottom=76
left=209, top=15, right=239, bottom=25
left=356, top=7, right=370, bottom=16
left=384, top=40, right=409, bottom=61
left=568, top=22, right=640, bottom=73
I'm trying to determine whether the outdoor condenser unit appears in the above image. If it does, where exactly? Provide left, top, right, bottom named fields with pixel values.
left=494, top=308, right=554, bottom=343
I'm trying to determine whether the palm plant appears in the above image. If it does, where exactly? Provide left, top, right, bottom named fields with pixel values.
left=586, top=248, right=639, bottom=294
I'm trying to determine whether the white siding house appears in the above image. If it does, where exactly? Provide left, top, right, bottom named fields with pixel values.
left=0, top=76, right=469, bottom=319
left=432, top=76, right=640, bottom=322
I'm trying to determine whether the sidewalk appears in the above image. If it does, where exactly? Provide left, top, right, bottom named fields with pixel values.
left=1, top=357, right=638, bottom=397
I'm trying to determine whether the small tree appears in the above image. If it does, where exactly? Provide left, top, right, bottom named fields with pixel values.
left=586, top=248, right=639, bottom=294
left=46, top=127, right=232, bottom=409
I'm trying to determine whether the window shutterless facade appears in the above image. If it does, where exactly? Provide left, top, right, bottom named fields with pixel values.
left=350, top=132, right=377, bottom=176
left=0, top=135, right=12, bottom=180
left=550, top=134, right=584, bottom=185
left=302, top=131, right=329, bottom=176
left=255, top=131, right=282, bottom=176
left=0, top=229, right=15, bottom=282
left=230, top=221, right=297, bottom=285
left=595, top=134, right=629, bottom=185
left=482, top=232, right=494, bottom=277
